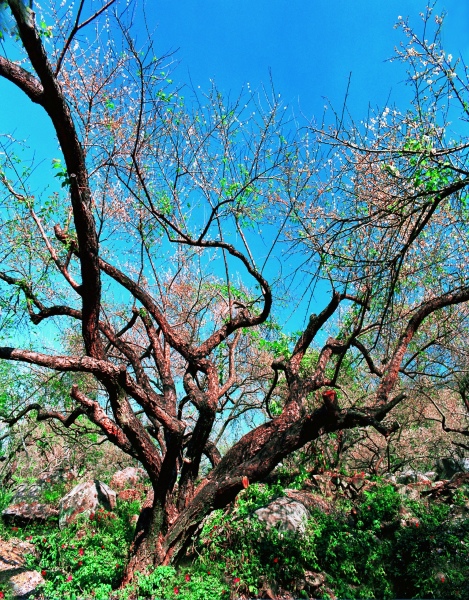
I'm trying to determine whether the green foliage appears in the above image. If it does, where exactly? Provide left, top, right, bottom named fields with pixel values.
left=0, top=487, right=13, bottom=513
left=52, top=158, right=71, bottom=188
left=391, top=500, right=469, bottom=599
left=20, top=499, right=141, bottom=599
left=2, top=478, right=469, bottom=599
left=40, top=481, right=67, bottom=505
left=195, top=481, right=469, bottom=599
left=136, top=564, right=228, bottom=600
left=233, top=482, right=285, bottom=515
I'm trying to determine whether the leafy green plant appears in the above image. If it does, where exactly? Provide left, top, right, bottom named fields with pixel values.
left=136, top=564, right=228, bottom=600
left=391, top=500, right=469, bottom=599
left=40, top=481, right=67, bottom=505
left=21, top=499, right=141, bottom=599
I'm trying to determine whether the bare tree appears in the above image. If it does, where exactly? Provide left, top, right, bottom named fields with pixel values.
left=1, top=0, right=469, bottom=583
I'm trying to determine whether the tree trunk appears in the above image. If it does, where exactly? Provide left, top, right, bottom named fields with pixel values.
left=120, top=490, right=166, bottom=586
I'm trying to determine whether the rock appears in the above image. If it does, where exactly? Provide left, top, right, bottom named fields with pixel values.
left=416, top=473, right=432, bottom=485
left=396, top=484, right=420, bottom=501
left=0, top=538, right=36, bottom=573
left=59, top=480, right=116, bottom=528
left=10, top=483, right=44, bottom=504
left=117, top=488, right=141, bottom=502
left=255, top=496, right=310, bottom=534
left=10, top=468, right=75, bottom=505
left=9, top=570, right=44, bottom=598
left=2, top=502, right=59, bottom=525
left=0, top=538, right=41, bottom=598
left=304, top=570, right=326, bottom=589
left=435, top=457, right=466, bottom=480
left=285, top=490, right=331, bottom=514
left=110, top=467, right=146, bottom=490
left=397, top=470, right=418, bottom=484
left=37, top=467, right=76, bottom=484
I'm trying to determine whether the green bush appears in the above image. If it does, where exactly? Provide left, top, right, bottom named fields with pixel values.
left=21, top=499, right=141, bottom=599
left=391, top=501, right=469, bottom=598
left=1, top=479, right=468, bottom=599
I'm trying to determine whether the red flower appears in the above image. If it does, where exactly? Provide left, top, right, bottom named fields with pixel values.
left=207, top=571, right=211, bottom=575
left=173, top=587, right=179, bottom=595
left=89, top=513, right=95, bottom=520
left=233, top=577, right=240, bottom=584
left=242, top=475, right=249, bottom=489
left=41, top=570, right=46, bottom=577
left=78, top=561, right=83, bottom=567
left=61, top=544, right=66, bottom=549
left=78, top=548, right=84, bottom=556
left=101, top=545, right=105, bottom=549
left=185, top=573, right=191, bottom=582
left=66, top=575, right=73, bottom=582
left=273, top=557, right=279, bottom=563
left=0, top=591, right=4, bottom=598
left=441, top=576, right=445, bottom=583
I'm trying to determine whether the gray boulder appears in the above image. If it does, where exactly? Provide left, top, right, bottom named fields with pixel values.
left=0, top=538, right=42, bottom=599
left=435, top=457, right=469, bottom=480
left=397, top=470, right=418, bottom=484
left=255, top=496, right=309, bottom=534
left=9, top=570, right=45, bottom=599
left=10, top=483, right=44, bottom=504
left=2, top=501, right=59, bottom=525
left=109, top=467, right=146, bottom=490
left=59, top=480, right=116, bottom=528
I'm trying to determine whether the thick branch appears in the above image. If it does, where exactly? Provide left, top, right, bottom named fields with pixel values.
left=70, top=386, right=138, bottom=458
left=0, top=56, right=44, bottom=103
left=377, top=286, right=469, bottom=404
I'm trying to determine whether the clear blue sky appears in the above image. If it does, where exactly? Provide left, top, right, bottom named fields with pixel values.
left=145, top=1, right=469, bottom=119
left=1, top=0, right=468, bottom=332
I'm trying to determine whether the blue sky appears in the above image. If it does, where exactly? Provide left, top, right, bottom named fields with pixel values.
left=1, top=0, right=469, bottom=334
left=146, top=1, right=469, bottom=120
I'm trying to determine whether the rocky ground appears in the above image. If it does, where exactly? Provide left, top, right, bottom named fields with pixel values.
left=1, top=463, right=469, bottom=598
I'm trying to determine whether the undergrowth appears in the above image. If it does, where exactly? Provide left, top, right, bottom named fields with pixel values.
left=0, top=480, right=468, bottom=599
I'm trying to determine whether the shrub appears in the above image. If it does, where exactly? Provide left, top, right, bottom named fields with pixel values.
left=22, top=499, right=141, bottom=599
